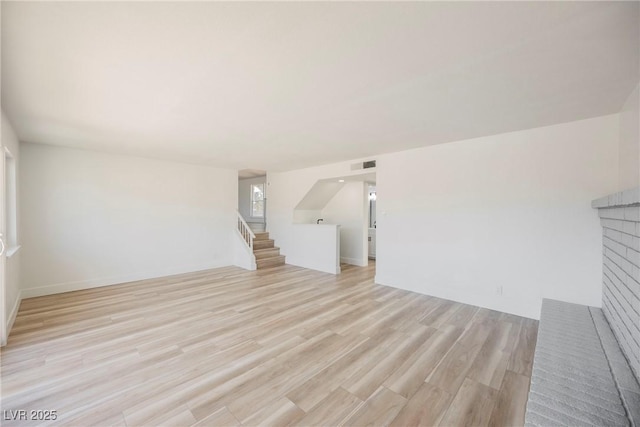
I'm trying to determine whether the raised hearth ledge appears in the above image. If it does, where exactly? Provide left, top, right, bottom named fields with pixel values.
left=592, top=187, right=640, bottom=208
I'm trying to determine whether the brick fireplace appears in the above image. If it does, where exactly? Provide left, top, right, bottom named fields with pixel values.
left=592, top=187, right=640, bottom=381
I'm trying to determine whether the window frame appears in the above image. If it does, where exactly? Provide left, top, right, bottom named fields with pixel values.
left=250, top=183, right=265, bottom=218
left=4, top=147, right=18, bottom=256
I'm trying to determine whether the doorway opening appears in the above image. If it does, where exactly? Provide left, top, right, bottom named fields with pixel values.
left=238, top=169, right=267, bottom=233
left=367, top=184, right=376, bottom=263
left=298, top=172, right=376, bottom=274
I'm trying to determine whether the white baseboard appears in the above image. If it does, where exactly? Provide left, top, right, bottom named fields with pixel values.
left=374, top=274, right=540, bottom=320
left=340, top=257, right=368, bottom=267
left=233, top=258, right=257, bottom=271
left=21, top=261, right=232, bottom=299
left=286, top=259, right=340, bottom=275
left=7, top=290, right=22, bottom=338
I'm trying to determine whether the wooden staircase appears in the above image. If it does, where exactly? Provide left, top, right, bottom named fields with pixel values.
left=253, top=232, right=286, bottom=269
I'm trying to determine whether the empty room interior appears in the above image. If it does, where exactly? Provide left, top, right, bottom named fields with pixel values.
left=1, top=1, right=639, bottom=426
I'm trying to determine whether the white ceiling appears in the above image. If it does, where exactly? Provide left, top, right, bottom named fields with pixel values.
left=296, top=171, right=376, bottom=210
left=2, top=1, right=638, bottom=172
left=238, top=169, right=266, bottom=180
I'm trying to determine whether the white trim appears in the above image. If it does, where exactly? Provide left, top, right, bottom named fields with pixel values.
left=6, top=245, right=20, bottom=258
left=374, top=274, right=540, bottom=320
left=285, top=259, right=340, bottom=275
left=340, top=257, right=368, bottom=267
left=250, top=182, right=265, bottom=219
left=6, top=289, right=22, bottom=342
left=3, top=148, right=17, bottom=249
left=21, top=262, right=231, bottom=299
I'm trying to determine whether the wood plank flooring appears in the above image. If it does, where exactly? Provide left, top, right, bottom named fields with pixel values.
left=1, top=263, right=538, bottom=426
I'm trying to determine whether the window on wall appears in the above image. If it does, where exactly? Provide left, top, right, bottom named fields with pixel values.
left=251, top=183, right=264, bottom=218
left=4, top=149, right=17, bottom=253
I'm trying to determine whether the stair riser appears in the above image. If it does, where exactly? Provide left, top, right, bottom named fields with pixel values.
left=257, top=256, right=286, bottom=269
left=254, top=232, right=270, bottom=241
left=254, top=249, right=280, bottom=259
left=253, top=240, right=275, bottom=250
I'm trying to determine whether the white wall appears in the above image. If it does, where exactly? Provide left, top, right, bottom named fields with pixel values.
left=232, top=231, right=256, bottom=271
left=287, top=224, right=341, bottom=274
left=618, top=84, right=640, bottom=191
left=295, top=181, right=344, bottom=212
left=238, top=176, right=265, bottom=223
left=376, top=114, right=619, bottom=319
left=268, top=163, right=374, bottom=272
left=268, top=114, right=619, bottom=319
left=1, top=111, right=22, bottom=339
left=292, top=180, right=344, bottom=225
left=21, top=143, right=237, bottom=297
left=321, top=181, right=368, bottom=266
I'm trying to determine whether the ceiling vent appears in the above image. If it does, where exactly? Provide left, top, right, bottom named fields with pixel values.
left=351, top=160, right=376, bottom=171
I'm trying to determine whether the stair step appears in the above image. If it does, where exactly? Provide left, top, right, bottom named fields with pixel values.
left=254, top=247, right=280, bottom=259
left=256, top=255, right=286, bottom=269
left=253, top=239, right=275, bottom=250
left=254, top=232, right=270, bottom=241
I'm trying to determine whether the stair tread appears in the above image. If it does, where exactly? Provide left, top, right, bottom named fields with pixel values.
left=253, top=246, right=280, bottom=253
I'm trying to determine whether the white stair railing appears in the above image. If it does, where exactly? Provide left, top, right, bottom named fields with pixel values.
left=236, top=211, right=255, bottom=251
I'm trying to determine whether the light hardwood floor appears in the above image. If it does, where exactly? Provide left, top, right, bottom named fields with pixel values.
left=1, top=263, right=538, bottom=426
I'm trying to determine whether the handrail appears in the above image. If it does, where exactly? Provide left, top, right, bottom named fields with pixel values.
left=236, top=210, right=255, bottom=251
